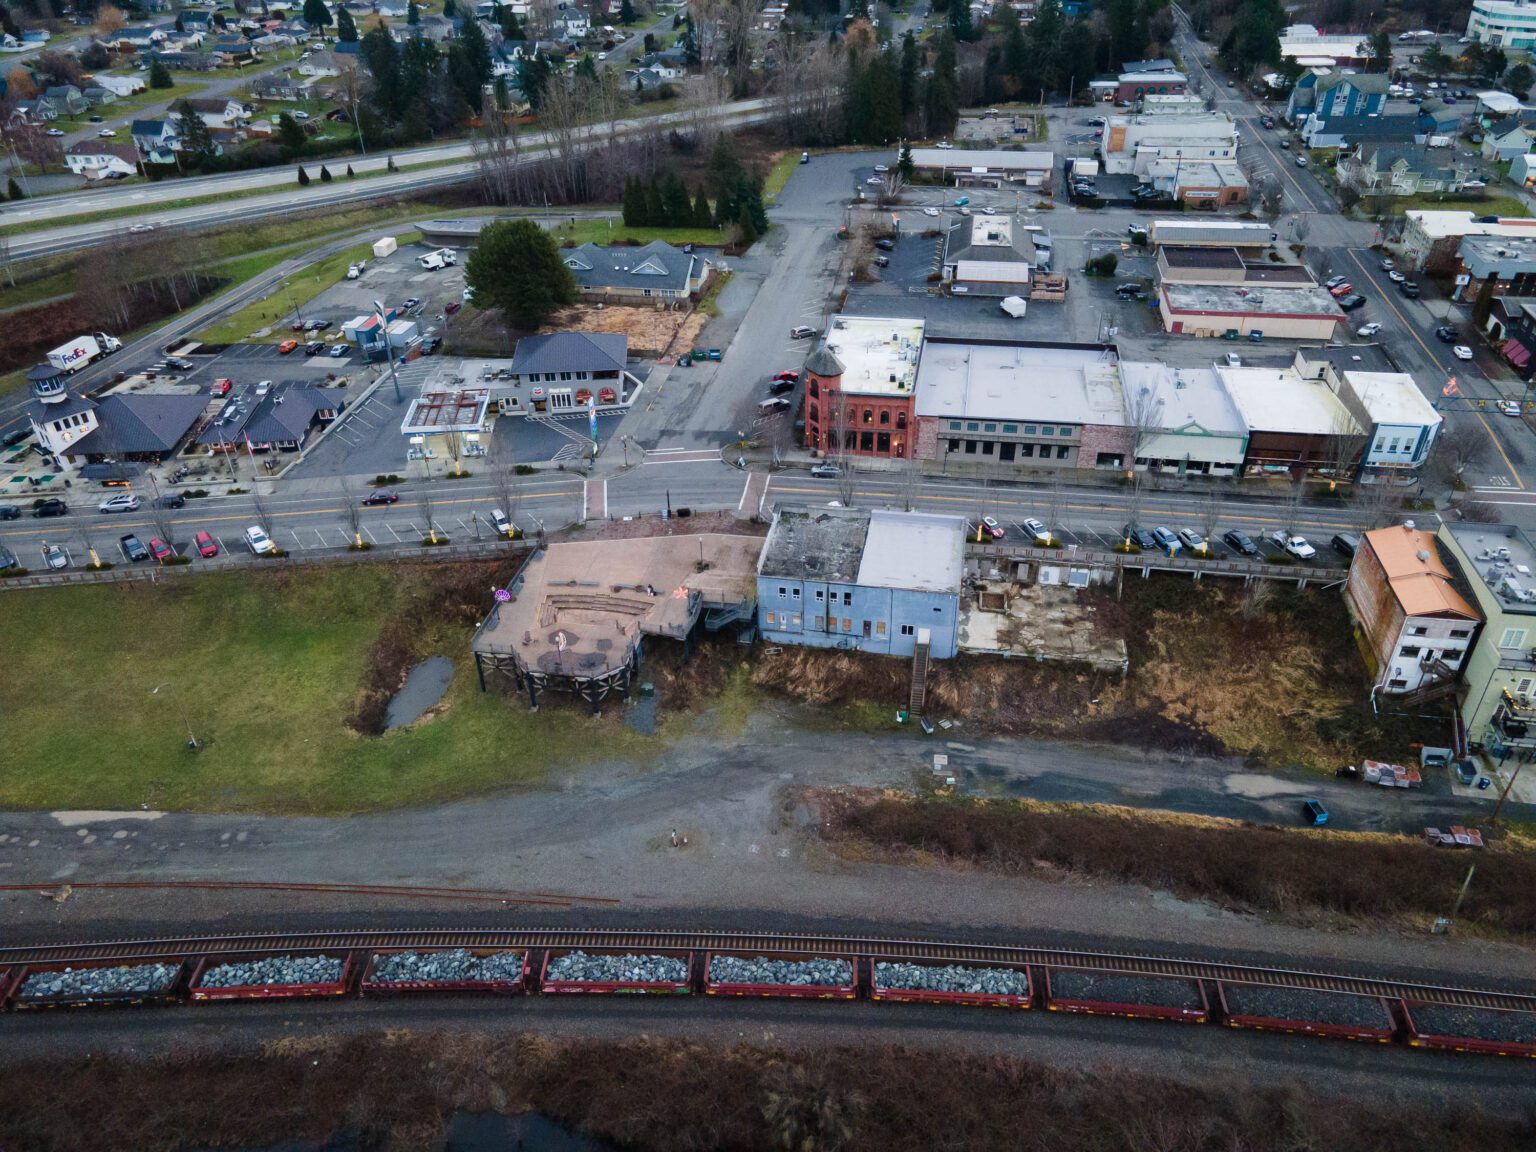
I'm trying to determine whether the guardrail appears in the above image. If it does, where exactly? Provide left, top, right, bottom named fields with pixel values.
left=966, top=540, right=1350, bottom=585
left=0, top=537, right=524, bottom=591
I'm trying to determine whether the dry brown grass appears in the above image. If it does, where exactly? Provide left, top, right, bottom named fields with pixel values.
left=821, top=790, right=1536, bottom=936
left=2, top=1030, right=1532, bottom=1152
left=540, top=302, right=709, bottom=357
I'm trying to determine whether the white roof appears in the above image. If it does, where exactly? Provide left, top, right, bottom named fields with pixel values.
left=954, top=259, right=1032, bottom=283
left=1117, top=362, right=1245, bottom=436
left=907, top=147, right=1053, bottom=171
left=1341, top=371, right=1442, bottom=428
left=1406, top=209, right=1536, bottom=240
left=1477, top=90, right=1523, bottom=114
left=822, top=314, right=925, bottom=397
left=914, top=339, right=1124, bottom=426
left=1219, top=368, right=1359, bottom=436
left=857, top=509, right=966, bottom=594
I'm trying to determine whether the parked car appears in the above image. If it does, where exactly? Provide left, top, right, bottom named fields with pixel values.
left=1122, top=524, right=1157, bottom=551
left=1399, top=280, right=1421, bottom=298
left=1150, top=526, right=1179, bottom=551
left=256, top=380, right=272, bottom=395
left=1328, top=282, right=1353, bottom=298
left=1177, top=529, right=1207, bottom=552
left=1222, top=529, right=1259, bottom=556
left=972, top=516, right=1005, bottom=540
left=444, top=301, right=461, bottom=316
left=1500, top=399, right=1523, bottom=416
left=32, top=498, right=68, bottom=518
left=1386, top=270, right=1406, bottom=283
left=329, top=344, right=349, bottom=357
left=773, top=370, right=799, bottom=383
left=362, top=490, right=400, bottom=505
left=147, top=537, right=173, bottom=562
left=1453, top=344, right=1474, bottom=360
left=194, top=530, right=219, bottom=558
left=1269, top=530, right=1316, bottom=559
left=1331, top=533, right=1360, bottom=558
left=758, top=396, right=792, bottom=412
left=119, top=533, right=149, bottom=562
left=1379, top=257, right=1396, bottom=271
left=403, top=297, right=422, bottom=311
left=1324, top=275, right=1348, bottom=289
left=244, top=525, right=276, bottom=554
left=874, top=238, right=896, bottom=251
left=768, top=379, right=796, bottom=395
left=45, top=127, right=64, bottom=137
left=707, top=349, right=722, bottom=360
left=491, top=508, right=513, bottom=537
left=0, top=545, right=15, bottom=570
left=1435, top=325, right=1458, bottom=342
left=1021, top=517, right=1052, bottom=544
left=277, top=339, right=299, bottom=354
left=210, top=377, right=233, bottom=396
left=1338, top=294, right=1367, bottom=311
left=98, top=493, right=141, bottom=514
left=810, top=463, right=841, bottom=479
left=0, top=504, right=19, bottom=520
left=1295, top=155, right=1308, bottom=167
left=305, top=341, right=325, bottom=356
left=41, top=544, right=68, bottom=570
left=872, top=255, right=890, bottom=268
left=922, top=207, right=941, bottom=217
left=791, top=325, right=817, bottom=338
left=1357, top=323, right=1382, bottom=337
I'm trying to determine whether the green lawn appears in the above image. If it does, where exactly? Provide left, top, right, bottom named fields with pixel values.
left=763, top=151, right=800, bottom=199
left=0, top=565, right=659, bottom=814
left=1369, top=192, right=1533, bottom=218
left=546, top=218, right=726, bottom=247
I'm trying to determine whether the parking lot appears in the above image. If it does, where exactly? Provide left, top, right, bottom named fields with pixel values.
left=977, top=515, right=1346, bottom=565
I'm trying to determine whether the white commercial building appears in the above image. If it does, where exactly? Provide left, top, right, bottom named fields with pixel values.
left=1099, top=99, right=1238, bottom=176
left=1467, top=0, right=1536, bottom=49
left=1116, top=362, right=1248, bottom=476
left=904, top=147, right=1054, bottom=188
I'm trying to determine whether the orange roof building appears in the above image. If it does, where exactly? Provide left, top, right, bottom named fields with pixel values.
left=1345, top=523, right=1481, bottom=697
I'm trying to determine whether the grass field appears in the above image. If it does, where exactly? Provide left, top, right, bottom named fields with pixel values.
left=763, top=150, right=800, bottom=199
left=0, top=562, right=661, bottom=814
left=1368, top=192, right=1533, bottom=218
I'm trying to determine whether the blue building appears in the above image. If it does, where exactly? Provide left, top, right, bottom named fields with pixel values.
left=1286, top=69, right=1388, bottom=123
left=756, top=505, right=966, bottom=659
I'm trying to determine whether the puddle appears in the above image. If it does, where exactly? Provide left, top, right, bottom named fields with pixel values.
left=624, top=681, right=658, bottom=734
left=385, top=657, right=455, bottom=730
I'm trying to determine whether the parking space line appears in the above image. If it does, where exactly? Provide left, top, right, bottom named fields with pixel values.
left=291, top=530, right=307, bottom=551
left=387, top=524, right=402, bottom=542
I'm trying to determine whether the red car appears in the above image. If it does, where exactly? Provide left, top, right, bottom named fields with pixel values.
left=773, top=370, right=799, bottom=382
left=277, top=339, right=299, bottom=354
left=362, top=491, right=399, bottom=505
left=194, top=530, right=218, bottom=558
left=1328, top=283, right=1353, bottom=298
left=210, top=378, right=232, bottom=397
left=444, top=300, right=461, bottom=315
left=148, top=537, right=173, bottom=562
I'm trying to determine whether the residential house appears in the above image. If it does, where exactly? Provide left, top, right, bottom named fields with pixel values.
left=180, top=10, right=213, bottom=30
left=1483, top=124, right=1534, bottom=161
left=1514, top=152, right=1536, bottom=189
left=636, top=50, right=685, bottom=77
left=1286, top=68, right=1387, bottom=123
left=92, top=74, right=147, bottom=97
left=177, top=96, right=248, bottom=131
left=913, top=336, right=1130, bottom=470
left=249, top=73, right=315, bottom=101
left=252, top=30, right=300, bottom=50
left=1486, top=296, right=1536, bottom=378
left=12, top=98, right=57, bottom=122
left=1475, top=90, right=1525, bottom=124
left=555, top=8, right=590, bottom=36
left=412, top=15, right=458, bottom=42
left=1299, top=112, right=1417, bottom=150
left=210, top=34, right=256, bottom=64
left=44, top=85, right=89, bottom=116
left=130, top=118, right=180, bottom=162
left=804, top=316, right=924, bottom=461
left=333, top=40, right=362, bottom=57
left=1345, top=524, right=1480, bottom=700
left=627, top=67, right=671, bottom=93
left=756, top=505, right=967, bottom=660
left=1435, top=522, right=1536, bottom=758
left=63, top=140, right=140, bottom=179
left=1418, top=97, right=1463, bottom=135
left=81, top=86, right=118, bottom=106
left=562, top=240, right=713, bottom=302
left=298, top=50, right=345, bottom=77
left=0, top=33, right=20, bottom=51
left=1337, top=143, right=1470, bottom=196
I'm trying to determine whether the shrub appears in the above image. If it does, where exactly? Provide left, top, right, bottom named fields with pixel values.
left=371, top=474, right=404, bottom=486
left=162, top=555, right=192, bottom=566
left=86, top=561, right=114, bottom=571
left=1264, top=553, right=1295, bottom=564
left=1084, top=252, right=1118, bottom=277
left=347, top=542, right=374, bottom=552
left=445, top=469, right=472, bottom=479
left=0, top=566, right=28, bottom=578
left=514, top=464, right=537, bottom=475
left=421, top=537, right=450, bottom=547
left=183, top=489, right=210, bottom=499
left=1111, top=542, right=1140, bottom=554
left=227, top=487, right=248, bottom=495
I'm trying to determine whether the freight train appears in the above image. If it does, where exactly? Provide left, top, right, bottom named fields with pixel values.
left=3, top=943, right=1534, bottom=1059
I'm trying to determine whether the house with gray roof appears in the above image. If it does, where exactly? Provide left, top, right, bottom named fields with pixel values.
left=44, top=85, right=89, bottom=115
left=1299, top=112, right=1417, bottom=150
left=1338, top=142, right=1471, bottom=196
left=504, top=332, right=642, bottom=408
left=1483, top=124, right=1534, bottom=162
left=27, top=391, right=209, bottom=469
left=562, top=241, right=712, bottom=302
left=197, top=384, right=345, bottom=452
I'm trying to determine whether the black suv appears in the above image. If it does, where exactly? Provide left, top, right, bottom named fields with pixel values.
left=1122, top=524, right=1157, bottom=550
left=1399, top=280, right=1421, bottom=298
left=1435, top=325, right=1458, bottom=342
left=32, top=498, right=67, bottom=518
left=1222, top=529, right=1260, bottom=556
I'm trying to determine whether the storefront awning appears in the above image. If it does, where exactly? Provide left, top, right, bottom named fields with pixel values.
left=1503, top=338, right=1531, bottom=368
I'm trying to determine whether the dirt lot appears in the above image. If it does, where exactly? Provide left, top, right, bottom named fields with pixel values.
left=540, top=302, right=710, bottom=358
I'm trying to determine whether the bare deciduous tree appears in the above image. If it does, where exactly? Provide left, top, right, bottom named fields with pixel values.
left=1352, top=479, right=1405, bottom=530
left=144, top=475, right=178, bottom=550
left=1432, top=421, right=1484, bottom=487
left=418, top=488, right=440, bottom=543
left=340, top=478, right=365, bottom=547
left=491, top=459, right=522, bottom=534
left=1196, top=487, right=1225, bottom=551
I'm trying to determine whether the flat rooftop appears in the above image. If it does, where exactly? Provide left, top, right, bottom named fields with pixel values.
left=1161, top=245, right=1245, bottom=270
left=821, top=315, right=924, bottom=397
left=1118, top=361, right=1245, bottom=435
left=907, top=147, right=1054, bottom=171
left=758, top=506, right=965, bottom=594
left=1406, top=210, right=1536, bottom=241
left=1461, top=232, right=1536, bottom=267
left=1163, top=281, right=1343, bottom=318
left=915, top=338, right=1124, bottom=426
left=1443, top=523, right=1536, bottom=617
left=473, top=532, right=765, bottom=677
left=401, top=388, right=490, bottom=435
left=1339, top=370, right=1441, bottom=427
left=1296, top=343, right=1399, bottom=375
left=1219, top=367, right=1359, bottom=435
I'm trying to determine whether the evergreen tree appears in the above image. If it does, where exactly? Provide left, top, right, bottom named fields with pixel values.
left=1061, top=19, right=1097, bottom=100
left=148, top=58, right=174, bottom=89
left=6, top=176, right=22, bottom=201
left=444, top=0, right=457, bottom=14
left=1027, top=0, right=1064, bottom=93
left=691, top=185, right=713, bottom=228
left=518, top=53, right=552, bottom=110
left=735, top=173, right=766, bottom=234
left=277, top=110, right=307, bottom=158
left=622, top=176, right=644, bottom=226
left=1507, top=61, right=1535, bottom=99
left=924, top=28, right=958, bottom=137
left=682, top=13, right=699, bottom=67
left=297, top=165, right=311, bottom=185
left=0, top=1, right=16, bottom=39
left=897, top=140, right=914, bottom=181
left=948, top=0, right=973, bottom=43
left=175, top=99, right=219, bottom=170
left=320, top=164, right=333, bottom=181
left=464, top=218, right=578, bottom=329
left=1365, top=29, right=1391, bottom=73
left=735, top=201, right=758, bottom=246
left=1106, top=0, right=1142, bottom=69
left=1002, top=18, right=1029, bottom=97
left=361, top=22, right=403, bottom=116
left=898, top=31, right=919, bottom=120
left=336, top=5, right=358, bottom=40
left=407, top=0, right=420, bottom=25
left=81, top=42, right=109, bottom=69
left=449, top=14, right=493, bottom=111
left=619, top=0, right=635, bottom=23
left=347, top=163, right=356, bottom=176
left=498, top=5, right=522, bottom=39
left=662, top=171, right=691, bottom=225
left=302, top=0, right=332, bottom=27
left=707, top=134, right=744, bottom=208
left=575, top=52, right=598, bottom=82
left=644, top=178, right=665, bottom=227
left=175, top=11, right=185, bottom=32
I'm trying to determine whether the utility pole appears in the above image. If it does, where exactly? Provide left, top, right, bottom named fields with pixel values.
left=373, top=297, right=402, bottom=402
left=1491, top=759, right=1526, bottom=826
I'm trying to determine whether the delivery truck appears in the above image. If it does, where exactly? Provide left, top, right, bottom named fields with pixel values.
left=46, top=332, right=123, bottom=374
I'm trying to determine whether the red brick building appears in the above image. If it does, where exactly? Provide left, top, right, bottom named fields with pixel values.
left=803, top=317, right=923, bottom=460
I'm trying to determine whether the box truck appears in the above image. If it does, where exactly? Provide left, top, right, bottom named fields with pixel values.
left=46, top=332, right=123, bottom=373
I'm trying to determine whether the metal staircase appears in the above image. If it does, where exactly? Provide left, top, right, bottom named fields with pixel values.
left=909, top=628, right=931, bottom=716
left=704, top=599, right=753, bottom=631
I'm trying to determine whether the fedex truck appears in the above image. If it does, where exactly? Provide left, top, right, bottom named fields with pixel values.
left=46, top=332, right=123, bottom=374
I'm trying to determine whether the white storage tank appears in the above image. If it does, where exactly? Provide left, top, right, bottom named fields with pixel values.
left=373, top=236, right=398, bottom=259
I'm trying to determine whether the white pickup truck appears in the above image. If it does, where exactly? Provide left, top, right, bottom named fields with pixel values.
left=1268, top=530, right=1316, bottom=560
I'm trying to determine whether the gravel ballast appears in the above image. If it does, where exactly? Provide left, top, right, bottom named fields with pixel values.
left=1049, top=969, right=1203, bottom=1010
left=875, top=961, right=1030, bottom=997
left=369, top=949, right=526, bottom=985
left=545, top=952, right=688, bottom=984
left=1408, top=1003, right=1536, bottom=1045
left=198, top=955, right=345, bottom=989
left=1222, top=984, right=1392, bottom=1029
left=709, top=955, right=853, bottom=988
left=19, top=963, right=179, bottom=1000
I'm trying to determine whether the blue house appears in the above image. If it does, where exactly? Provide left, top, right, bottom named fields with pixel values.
left=1286, top=69, right=1388, bottom=123
left=756, top=505, right=966, bottom=660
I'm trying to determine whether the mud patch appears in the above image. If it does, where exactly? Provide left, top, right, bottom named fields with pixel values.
left=385, top=657, right=455, bottom=730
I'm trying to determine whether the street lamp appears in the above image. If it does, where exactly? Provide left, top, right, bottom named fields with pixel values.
left=373, top=297, right=402, bottom=403
left=151, top=682, right=199, bottom=750
left=284, top=278, right=305, bottom=329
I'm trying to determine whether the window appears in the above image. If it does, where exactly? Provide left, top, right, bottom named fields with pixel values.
left=1450, top=629, right=1471, bottom=639
left=1059, top=426, right=1072, bottom=436
left=1501, top=628, right=1528, bottom=649
left=1388, top=438, right=1400, bottom=453
left=1056, top=445, right=1069, bottom=459
left=1000, top=442, right=1016, bottom=462
left=778, top=586, right=787, bottom=599
left=1409, top=626, right=1428, bottom=636
left=965, top=421, right=979, bottom=432
left=559, top=372, right=572, bottom=381
left=876, top=621, right=887, bottom=635
left=815, top=589, right=825, bottom=602
left=879, top=409, right=890, bottom=425
left=843, top=617, right=853, bottom=632
left=863, top=409, right=874, bottom=425
left=765, top=612, right=776, bottom=625
left=1375, top=437, right=1385, bottom=452
left=860, top=431, right=874, bottom=451
left=896, top=411, right=907, bottom=429
left=1020, top=444, right=1035, bottom=457
left=984, top=422, right=996, bottom=433
left=814, top=616, right=824, bottom=629
left=808, top=404, right=819, bottom=423
left=843, top=591, right=853, bottom=606
left=965, top=440, right=977, bottom=454
left=810, top=380, right=820, bottom=398
left=950, top=420, right=963, bottom=431
left=948, top=438, right=960, bottom=452
left=1401, top=646, right=1421, bottom=657
left=1024, top=424, right=1037, bottom=435
left=791, top=588, right=801, bottom=600
left=1003, top=424, right=1018, bottom=433
left=900, top=624, right=915, bottom=637
left=1039, top=426, right=1052, bottom=436
left=877, top=432, right=891, bottom=453
left=791, top=614, right=801, bottom=626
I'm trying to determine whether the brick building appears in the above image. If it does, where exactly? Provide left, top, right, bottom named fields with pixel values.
left=804, top=316, right=923, bottom=460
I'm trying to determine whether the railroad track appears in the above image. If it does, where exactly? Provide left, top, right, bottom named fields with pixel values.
left=4, top=928, right=1535, bottom=1013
